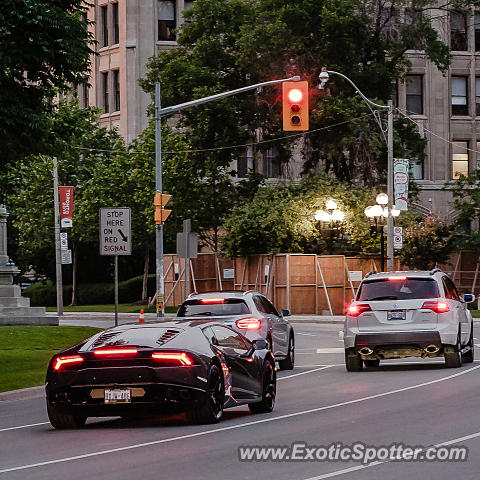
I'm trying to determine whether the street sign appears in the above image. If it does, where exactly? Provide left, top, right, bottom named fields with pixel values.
left=60, top=232, right=68, bottom=251
left=176, top=232, right=198, bottom=258
left=393, top=226, right=403, bottom=249
left=223, top=268, right=234, bottom=279
left=99, top=208, right=131, bottom=256
left=61, top=249, right=72, bottom=264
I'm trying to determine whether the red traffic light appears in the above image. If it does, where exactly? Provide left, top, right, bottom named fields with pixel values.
left=282, top=81, right=309, bottom=131
left=288, top=89, right=303, bottom=103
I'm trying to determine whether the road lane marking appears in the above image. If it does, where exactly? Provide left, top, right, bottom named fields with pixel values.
left=302, top=429, right=480, bottom=480
left=1, top=363, right=479, bottom=474
left=278, top=366, right=333, bottom=381
left=297, top=333, right=317, bottom=337
left=316, top=348, right=344, bottom=354
left=0, top=422, right=49, bottom=433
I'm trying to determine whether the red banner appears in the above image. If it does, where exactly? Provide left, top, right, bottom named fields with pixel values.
left=59, top=186, right=74, bottom=228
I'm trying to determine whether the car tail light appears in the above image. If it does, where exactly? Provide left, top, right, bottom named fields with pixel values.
left=388, top=275, right=407, bottom=281
left=236, top=317, right=262, bottom=330
left=151, top=352, right=193, bottom=366
left=94, top=348, right=138, bottom=356
left=421, top=301, right=450, bottom=314
left=53, top=355, right=84, bottom=371
left=347, top=304, right=371, bottom=317
left=200, top=298, right=225, bottom=304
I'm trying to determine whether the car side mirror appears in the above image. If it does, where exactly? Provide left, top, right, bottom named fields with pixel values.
left=281, top=308, right=291, bottom=317
left=463, top=293, right=475, bottom=303
left=252, top=339, right=268, bottom=350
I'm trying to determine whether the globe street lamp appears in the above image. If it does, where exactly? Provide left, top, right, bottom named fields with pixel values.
left=315, top=200, right=345, bottom=254
left=365, top=194, right=400, bottom=271
left=319, top=67, right=395, bottom=271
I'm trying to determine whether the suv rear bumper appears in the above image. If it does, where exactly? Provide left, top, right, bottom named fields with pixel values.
left=354, top=331, right=441, bottom=350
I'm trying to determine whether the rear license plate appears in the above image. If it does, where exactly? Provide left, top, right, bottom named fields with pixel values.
left=387, top=310, right=406, bottom=321
left=104, top=389, right=131, bottom=403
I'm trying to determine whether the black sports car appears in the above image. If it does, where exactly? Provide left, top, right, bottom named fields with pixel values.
left=45, top=320, right=276, bottom=429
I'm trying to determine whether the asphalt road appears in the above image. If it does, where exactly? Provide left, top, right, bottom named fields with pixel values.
left=1, top=323, right=480, bottom=479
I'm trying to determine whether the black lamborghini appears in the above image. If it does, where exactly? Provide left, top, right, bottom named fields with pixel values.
left=45, top=320, right=276, bottom=429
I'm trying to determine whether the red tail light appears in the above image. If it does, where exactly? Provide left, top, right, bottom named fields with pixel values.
left=421, top=301, right=450, bottom=314
left=236, top=317, right=262, bottom=330
left=151, top=352, right=193, bottom=366
left=347, top=304, right=371, bottom=317
left=200, top=298, right=225, bottom=304
left=53, top=355, right=84, bottom=371
left=94, top=348, right=138, bottom=356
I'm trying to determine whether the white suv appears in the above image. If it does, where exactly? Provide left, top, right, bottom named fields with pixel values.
left=343, top=269, right=475, bottom=371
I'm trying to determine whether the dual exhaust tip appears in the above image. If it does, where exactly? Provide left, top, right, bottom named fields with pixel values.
left=358, top=344, right=440, bottom=356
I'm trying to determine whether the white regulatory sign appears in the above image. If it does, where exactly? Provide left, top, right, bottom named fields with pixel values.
left=99, top=208, right=131, bottom=256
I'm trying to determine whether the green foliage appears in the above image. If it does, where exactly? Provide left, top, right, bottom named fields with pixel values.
left=221, top=174, right=384, bottom=256
left=398, top=216, right=456, bottom=270
left=0, top=0, right=94, bottom=165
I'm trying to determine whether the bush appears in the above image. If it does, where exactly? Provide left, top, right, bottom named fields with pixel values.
left=23, top=275, right=157, bottom=306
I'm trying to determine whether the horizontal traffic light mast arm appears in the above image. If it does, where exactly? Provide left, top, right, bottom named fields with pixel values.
left=325, top=70, right=390, bottom=111
left=158, top=76, right=301, bottom=117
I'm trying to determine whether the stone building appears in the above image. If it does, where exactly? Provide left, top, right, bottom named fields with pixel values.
left=80, top=2, right=480, bottom=220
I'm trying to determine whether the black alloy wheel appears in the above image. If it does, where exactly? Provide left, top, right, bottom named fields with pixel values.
left=345, top=348, right=363, bottom=372
left=444, top=330, right=462, bottom=368
left=249, top=361, right=276, bottom=414
left=279, top=335, right=295, bottom=370
left=187, top=364, right=224, bottom=424
left=47, top=401, right=87, bottom=429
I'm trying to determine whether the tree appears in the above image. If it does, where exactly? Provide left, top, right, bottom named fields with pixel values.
left=0, top=0, right=93, bottom=166
left=4, top=100, right=125, bottom=304
left=398, top=216, right=456, bottom=270
left=140, top=0, right=461, bottom=188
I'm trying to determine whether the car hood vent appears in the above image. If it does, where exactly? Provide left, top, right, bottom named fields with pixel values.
left=157, top=329, right=181, bottom=345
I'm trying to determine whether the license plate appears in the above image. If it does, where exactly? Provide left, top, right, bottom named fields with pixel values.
left=387, top=310, right=406, bottom=321
left=104, top=389, right=131, bottom=403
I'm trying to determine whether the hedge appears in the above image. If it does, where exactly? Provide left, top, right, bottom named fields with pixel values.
left=23, top=275, right=157, bottom=306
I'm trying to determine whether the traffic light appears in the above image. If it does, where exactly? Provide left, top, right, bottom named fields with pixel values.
left=282, top=81, right=309, bottom=131
left=153, top=193, right=172, bottom=224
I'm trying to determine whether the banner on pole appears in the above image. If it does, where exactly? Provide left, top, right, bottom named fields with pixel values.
left=394, top=159, right=409, bottom=211
left=59, top=186, right=74, bottom=228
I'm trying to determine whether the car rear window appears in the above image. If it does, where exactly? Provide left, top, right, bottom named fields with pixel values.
left=89, top=327, right=182, bottom=349
left=177, top=299, right=251, bottom=317
left=357, top=278, right=440, bottom=301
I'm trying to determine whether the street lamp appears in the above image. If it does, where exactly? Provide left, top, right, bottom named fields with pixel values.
left=315, top=200, right=345, bottom=254
left=319, top=67, right=395, bottom=271
left=365, top=195, right=400, bottom=271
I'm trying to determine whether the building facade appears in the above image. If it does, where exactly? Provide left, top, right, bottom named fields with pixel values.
left=82, top=2, right=480, bottom=220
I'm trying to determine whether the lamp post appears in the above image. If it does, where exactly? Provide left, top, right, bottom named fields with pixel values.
left=365, top=193, right=400, bottom=271
left=315, top=199, right=345, bottom=254
left=318, top=67, right=395, bottom=271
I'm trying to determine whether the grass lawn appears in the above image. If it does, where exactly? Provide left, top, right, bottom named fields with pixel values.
left=0, top=326, right=102, bottom=393
left=45, top=304, right=178, bottom=314
left=471, top=310, right=480, bottom=318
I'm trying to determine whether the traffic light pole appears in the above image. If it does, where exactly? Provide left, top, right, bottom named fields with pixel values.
left=154, top=75, right=301, bottom=319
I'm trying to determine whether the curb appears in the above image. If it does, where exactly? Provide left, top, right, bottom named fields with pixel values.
left=0, top=385, right=45, bottom=402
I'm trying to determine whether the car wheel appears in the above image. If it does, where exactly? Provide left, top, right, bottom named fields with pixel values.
left=278, top=335, right=295, bottom=370
left=462, top=327, right=474, bottom=364
left=187, top=364, right=224, bottom=424
left=444, top=331, right=462, bottom=368
left=47, top=401, right=86, bottom=429
left=345, top=349, right=363, bottom=372
left=248, top=361, right=276, bottom=414
left=364, top=359, right=380, bottom=368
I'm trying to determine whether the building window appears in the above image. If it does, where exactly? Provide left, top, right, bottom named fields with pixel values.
left=452, top=141, right=469, bottom=179
left=405, top=9, right=423, bottom=49
left=452, top=77, right=468, bottom=116
left=263, top=147, right=280, bottom=178
left=237, top=146, right=253, bottom=178
left=101, top=5, right=108, bottom=47
left=113, top=70, right=120, bottom=111
left=406, top=75, right=423, bottom=115
left=450, top=11, right=467, bottom=51
left=410, top=157, right=423, bottom=180
left=158, top=1, right=176, bottom=41
left=476, top=13, right=480, bottom=51
left=82, top=83, right=89, bottom=108
left=102, top=72, right=109, bottom=113
left=113, top=2, right=119, bottom=44
left=183, top=0, right=195, bottom=23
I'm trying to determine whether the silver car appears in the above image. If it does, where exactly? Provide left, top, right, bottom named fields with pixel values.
left=176, top=291, right=295, bottom=370
left=343, top=269, right=475, bottom=371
